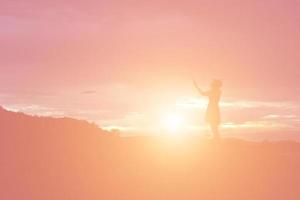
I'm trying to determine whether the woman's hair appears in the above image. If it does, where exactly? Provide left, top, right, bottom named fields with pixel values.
left=211, top=79, right=223, bottom=89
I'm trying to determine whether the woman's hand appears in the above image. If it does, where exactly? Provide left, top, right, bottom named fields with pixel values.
left=193, top=80, right=203, bottom=94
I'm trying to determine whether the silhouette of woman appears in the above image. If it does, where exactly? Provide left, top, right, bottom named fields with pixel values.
left=194, top=80, right=222, bottom=139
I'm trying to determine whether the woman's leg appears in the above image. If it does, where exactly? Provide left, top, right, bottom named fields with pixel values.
left=210, top=124, right=220, bottom=139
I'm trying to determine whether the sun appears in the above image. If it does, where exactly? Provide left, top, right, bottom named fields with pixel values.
left=161, top=114, right=185, bottom=134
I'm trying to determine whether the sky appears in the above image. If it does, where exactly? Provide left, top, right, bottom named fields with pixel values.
left=1, top=0, right=300, bottom=138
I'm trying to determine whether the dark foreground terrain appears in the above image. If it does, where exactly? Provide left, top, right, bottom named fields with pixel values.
left=1, top=107, right=300, bottom=200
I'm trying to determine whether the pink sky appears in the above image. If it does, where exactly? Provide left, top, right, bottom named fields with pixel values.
left=1, top=0, right=300, bottom=137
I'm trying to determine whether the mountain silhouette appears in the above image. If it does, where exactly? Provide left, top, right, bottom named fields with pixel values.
left=1, top=107, right=300, bottom=200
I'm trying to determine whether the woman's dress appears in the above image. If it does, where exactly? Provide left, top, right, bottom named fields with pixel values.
left=204, top=89, right=221, bottom=126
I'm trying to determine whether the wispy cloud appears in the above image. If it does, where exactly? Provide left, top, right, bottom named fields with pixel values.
left=221, top=120, right=294, bottom=130
left=81, top=90, right=97, bottom=95
left=3, top=104, right=65, bottom=117
left=176, top=97, right=299, bottom=110
left=221, top=101, right=299, bottom=109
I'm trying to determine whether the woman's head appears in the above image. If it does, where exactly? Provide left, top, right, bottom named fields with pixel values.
left=211, top=79, right=223, bottom=89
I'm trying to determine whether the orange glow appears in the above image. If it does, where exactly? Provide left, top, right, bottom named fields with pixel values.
left=1, top=1, right=300, bottom=199
left=161, top=114, right=186, bottom=134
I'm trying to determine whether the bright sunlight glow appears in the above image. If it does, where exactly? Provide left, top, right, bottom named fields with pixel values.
left=161, top=114, right=185, bottom=134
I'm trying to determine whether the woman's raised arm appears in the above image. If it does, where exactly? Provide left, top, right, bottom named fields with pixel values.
left=193, top=81, right=211, bottom=96
left=193, top=81, right=206, bottom=96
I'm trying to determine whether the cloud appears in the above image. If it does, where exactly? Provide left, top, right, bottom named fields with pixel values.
left=176, top=98, right=299, bottom=110
left=81, top=90, right=97, bottom=95
left=263, top=114, right=298, bottom=120
left=262, top=114, right=281, bottom=119
left=221, top=101, right=299, bottom=109
left=221, top=120, right=293, bottom=131
left=3, top=104, right=65, bottom=117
